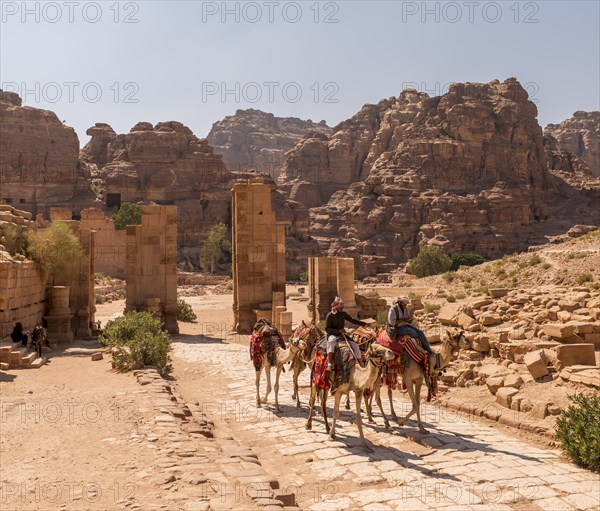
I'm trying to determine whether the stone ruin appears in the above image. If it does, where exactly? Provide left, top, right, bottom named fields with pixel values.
left=80, top=208, right=126, bottom=279
left=231, top=178, right=288, bottom=334
left=125, top=205, right=178, bottom=334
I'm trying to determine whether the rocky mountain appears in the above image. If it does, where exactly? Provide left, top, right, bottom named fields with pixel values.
left=82, top=121, right=235, bottom=264
left=280, top=79, right=600, bottom=276
left=207, top=109, right=331, bottom=180
left=0, top=90, right=97, bottom=217
left=545, top=111, right=600, bottom=177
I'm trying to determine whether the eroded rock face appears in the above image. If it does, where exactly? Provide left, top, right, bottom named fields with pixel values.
left=545, top=111, right=600, bottom=177
left=207, top=109, right=331, bottom=180
left=281, top=79, right=599, bottom=276
left=0, top=91, right=97, bottom=216
left=85, top=121, right=235, bottom=264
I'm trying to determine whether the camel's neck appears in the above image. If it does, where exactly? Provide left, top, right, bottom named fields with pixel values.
left=277, top=344, right=296, bottom=364
left=437, top=340, right=456, bottom=369
left=353, top=359, right=380, bottom=390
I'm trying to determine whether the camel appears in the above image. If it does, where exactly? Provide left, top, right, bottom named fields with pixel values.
left=254, top=331, right=306, bottom=413
left=289, top=321, right=324, bottom=408
left=305, top=341, right=394, bottom=451
left=366, top=328, right=465, bottom=432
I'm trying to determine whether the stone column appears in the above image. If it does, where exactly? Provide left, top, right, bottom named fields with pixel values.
left=44, top=286, right=74, bottom=346
left=336, top=257, right=358, bottom=317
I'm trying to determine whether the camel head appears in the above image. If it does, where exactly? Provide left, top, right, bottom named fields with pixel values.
left=445, top=328, right=466, bottom=350
left=367, top=342, right=395, bottom=365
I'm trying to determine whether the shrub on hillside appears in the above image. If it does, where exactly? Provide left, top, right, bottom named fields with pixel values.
left=556, top=393, right=600, bottom=473
left=112, top=202, right=141, bottom=230
left=407, top=246, right=452, bottom=278
left=100, top=312, right=172, bottom=375
left=449, top=253, right=486, bottom=271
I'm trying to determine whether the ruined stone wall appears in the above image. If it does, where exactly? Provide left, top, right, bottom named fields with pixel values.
left=0, top=205, right=46, bottom=338
left=125, top=205, right=178, bottom=334
left=308, top=257, right=357, bottom=321
left=232, top=179, right=286, bottom=333
left=80, top=208, right=126, bottom=279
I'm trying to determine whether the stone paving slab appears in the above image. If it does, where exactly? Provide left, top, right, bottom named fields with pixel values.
left=173, top=339, right=600, bottom=511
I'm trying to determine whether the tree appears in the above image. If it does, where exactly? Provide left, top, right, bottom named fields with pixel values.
left=27, top=221, right=83, bottom=283
left=112, top=202, right=141, bottom=230
left=200, top=223, right=231, bottom=274
left=407, top=245, right=452, bottom=278
left=450, top=252, right=486, bottom=271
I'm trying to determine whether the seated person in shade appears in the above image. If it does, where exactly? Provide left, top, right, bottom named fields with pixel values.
left=10, top=322, right=28, bottom=347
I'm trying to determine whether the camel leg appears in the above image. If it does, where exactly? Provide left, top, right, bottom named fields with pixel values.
left=398, top=378, right=417, bottom=427
left=274, top=364, right=283, bottom=412
left=365, top=387, right=375, bottom=424
left=321, top=390, right=330, bottom=434
left=344, top=392, right=351, bottom=410
left=388, top=386, right=397, bottom=421
left=292, top=363, right=303, bottom=408
left=356, top=391, right=373, bottom=452
left=329, top=392, right=342, bottom=441
left=255, top=366, right=262, bottom=408
left=414, top=377, right=428, bottom=434
left=375, top=384, right=390, bottom=429
left=305, top=383, right=317, bottom=431
left=262, top=365, right=272, bottom=404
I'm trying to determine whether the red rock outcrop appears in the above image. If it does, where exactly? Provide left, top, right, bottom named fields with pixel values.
left=207, top=109, right=330, bottom=180
left=545, top=111, right=600, bottom=177
left=82, top=121, right=235, bottom=264
left=0, top=91, right=97, bottom=217
left=281, top=79, right=599, bottom=276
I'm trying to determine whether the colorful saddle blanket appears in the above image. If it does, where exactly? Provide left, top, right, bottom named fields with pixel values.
left=250, top=320, right=285, bottom=371
left=311, top=337, right=356, bottom=393
left=375, top=330, right=438, bottom=401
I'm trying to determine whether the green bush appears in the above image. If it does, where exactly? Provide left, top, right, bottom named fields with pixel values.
left=450, top=253, right=486, bottom=271
left=299, top=271, right=309, bottom=283
left=442, top=272, right=455, bottom=283
left=95, top=293, right=106, bottom=305
left=407, top=245, right=452, bottom=278
left=177, top=299, right=197, bottom=323
left=112, top=202, right=141, bottom=230
left=577, top=273, right=593, bottom=285
left=528, top=254, right=542, bottom=266
left=446, top=295, right=456, bottom=303
left=556, top=393, right=600, bottom=473
left=100, top=312, right=172, bottom=375
left=423, top=303, right=441, bottom=314
left=542, top=263, right=552, bottom=270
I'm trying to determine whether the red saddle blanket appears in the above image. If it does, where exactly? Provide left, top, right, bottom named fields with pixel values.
left=250, top=326, right=285, bottom=371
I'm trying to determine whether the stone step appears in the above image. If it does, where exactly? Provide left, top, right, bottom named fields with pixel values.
left=20, top=351, right=37, bottom=366
left=0, top=346, right=12, bottom=363
left=29, top=357, right=46, bottom=369
left=0, top=362, right=10, bottom=371
left=10, top=347, right=27, bottom=363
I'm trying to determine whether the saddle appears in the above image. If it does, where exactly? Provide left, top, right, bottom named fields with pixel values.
left=311, top=335, right=356, bottom=394
left=250, top=320, right=285, bottom=371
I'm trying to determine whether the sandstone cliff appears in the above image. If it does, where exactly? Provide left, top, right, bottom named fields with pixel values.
left=82, top=121, right=235, bottom=264
left=545, top=111, right=600, bottom=177
left=207, top=109, right=331, bottom=180
left=0, top=91, right=97, bottom=217
left=280, top=79, right=599, bottom=276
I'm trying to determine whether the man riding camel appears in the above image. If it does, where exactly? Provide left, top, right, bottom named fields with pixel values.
left=387, top=296, right=433, bottom=353
left=325, top=297, right=366, bottom=370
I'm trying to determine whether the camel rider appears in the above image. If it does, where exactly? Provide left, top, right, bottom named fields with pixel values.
left=325, top=297, right=366, bottom=370
left=387, top=296, right=433, bottom=353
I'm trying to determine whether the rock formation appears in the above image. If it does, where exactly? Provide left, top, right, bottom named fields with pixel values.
left=207, top=109, right=330, bottom=180
left=82, top=121, right=235, bottom=264
left=280, top=79, right=600, bottom=276
left=545, top=111, right=600, bottom=177
left=0, top=91, right=97, bottom=217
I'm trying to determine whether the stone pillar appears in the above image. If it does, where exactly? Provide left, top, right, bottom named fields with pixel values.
left=308, top=256, right=358, bottom=320
left=44, top=286, right=74, bottom=345
left=125, top=205, right=178, bottom=334
left=232, top=179, right=287, bottom=334
left=336, top=257, right=358, bottom=317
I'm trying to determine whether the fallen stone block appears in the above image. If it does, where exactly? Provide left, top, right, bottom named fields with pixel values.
left=472, top=335, right=490, bottom=352
left=486, top=375, right=506, bottom=395
left=456, top=312, right=478, bottom=329
left=91, top=352, right=103, bottom=361
left=542, top=323, right=574, bottom=340
left=584, top=332, right=600, bottom=345
left=489, top=288, right=509, bottom=298
left=503, top=373, right=524, bottom=389
left=437, top=303, right=462, bottom=326
left=496, top=387, right=519, bottom=408
left=523, top=350, right=549, bottom=379
left=552, top=344, right=596, bottom=371
left=479, top=312, right=502, bottom=326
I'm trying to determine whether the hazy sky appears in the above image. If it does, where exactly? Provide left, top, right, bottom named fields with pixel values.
left=1, top=1, right=599, bottom=144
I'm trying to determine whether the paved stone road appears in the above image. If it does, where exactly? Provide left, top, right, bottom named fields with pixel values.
left=172, top=336, right=600, bottom=511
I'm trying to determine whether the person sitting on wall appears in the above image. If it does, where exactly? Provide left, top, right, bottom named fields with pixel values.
left=10, top=322, right=28, bottom=347
left=325, top=297, right=366, bottom=370
left=387, top=296, right=433, bottom=353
